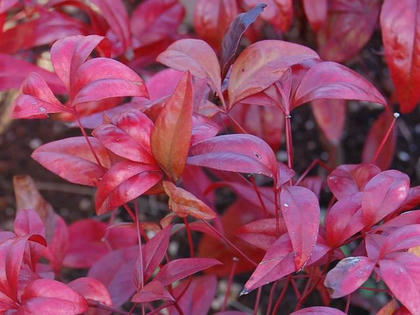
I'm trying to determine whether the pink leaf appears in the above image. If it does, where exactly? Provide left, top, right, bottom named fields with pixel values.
left=380, top=225, right=420, bottom=257
left=302, top=0, right=327, bottom=31
left=381, top=0, right=420, bottom=113
left=168, top=275, right=217, bottom=315
left=311, top=99, right=346, bottom=145
left=237, top=218, right=286, bottom=250
left=362, top=170, right=410, bottom=227
left=88, top=247, right=137, bottom=307
left=324, top=256, right=375, bottom=298
left=93, top=109, right=154, bottom=164
left=14, top=209, right=45, bottom=238
left=157, top=39, right=222, bottom=100
left=143, top=225, right=172, bottom=281
left=20, top=279, right=87, bottom=315
left=51, top=35, right=106, bottom=91
left=281, top=186, right=320, bottom=269
left=325, top=193, right=364, bottom=248
left=228, top=40, right=319, bottom=106
left=327, top=163, right=381, bottom=200
left=31, top=137, right=111, bottom=187
left=95, top=161, right=163, bottom=214
left=63, top=220, right=108, bottom=268
left=68, top=277, right=112, bottom=308
left=291, top=306, right=346, bottom=315
left=188, top=134, right=279, bottom=184
left=131, top=0, right=185, bottom=47
left=362, top=110, right=397, bottom=170
left=317, top=0, right=381, bottom=62
left=132, top=280, right=174, bottom=303
left=0, top=53, right=64, bottom=93
left=154, top=258, right=222, bottom=286
left=90, top=0, right=131, bottom=52
left=380, top=258, right=420, bottom=314
left=13, top=72, right=69, bottom=119
left=243, top=0, right=292, bottom=33
left=293, top=61, right=386, bottom=108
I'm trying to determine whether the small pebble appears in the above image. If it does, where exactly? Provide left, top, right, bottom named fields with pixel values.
left=29, top=138, right=42, bottom=149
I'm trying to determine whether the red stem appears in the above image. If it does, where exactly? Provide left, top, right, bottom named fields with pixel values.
left=271, top=276, right=291, bottom=315
left=345, top=294, right=351, bottom=313
left=249, top=176, right=270, bottom=217
left=266, top=281, right=278, bottom=315
left=371, top=112, right=399, bottom=164
left=254, top=287, right=262, bottom=315
left=183, top=217, right=195, bottom=257
left=285, top=114, right=294, bottom=170
left=274, top=188, right=281, bottom=235
left=222, top=257, right=239, bottom=311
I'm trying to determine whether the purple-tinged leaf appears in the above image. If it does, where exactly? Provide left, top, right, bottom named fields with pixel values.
left=220, top=3, right=266, bottom=77
left=281, top=186, right=320, bottom=269
left=154, top=258, right=221, bottom=286
left=324, top=256, right=375, bottom=298
left=362, top=170, right=410, bottom=227
left=237, top=218, right=287, bottom=250
left=188, top=134, right=279, bottom=184
left=143, top=225, right=172, bottom=281
left=291, top=306, right=346, bottom=315
left=327, top=164, right=381, bottom=200
left=68, top=277, right=112, bottom=309
left=380, top=225, right=420, bottom=257
left=311, top=99, right=346, bottom=145
left=132, top=280, right=174, bottom=303
left=293, top=61, right=386, bottom=108
left=14, top=209, right=45, bottom=238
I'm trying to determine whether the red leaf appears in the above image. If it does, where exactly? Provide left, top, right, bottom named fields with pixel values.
left=380, top=257, right=420, bottom=314
left=0, top=53, right=65, bottom=93
left=146, top=69, right=184, bottom=101
left=381, top=0, right=420, bottom=113
left=20, top=279, right=87, bottom=315
left=397, top=186, right=420, bottom=212
left=93, top=109, right=155, bottom=164
left=143, top=225, right=172, bottom=281
left=0, top=0, right=18, bottom=13
left=237, top=218, right=287, bottom=250
left=95, top=161, right=163, bottom=214
left=311, top=99, right=346, bottom=145
left=168, top=275, right=217, bottom=315
left=194, top=0, right=238, bottom=50
left=131, top=0, right=184, bottom=47
left=51, top=35, right=105, bottom=91
left=63, top=220, right=108, bottom=268
left=362, top=110, right=397, bottom=170
left=132, top=280, right=174, bottom=303
left=291, top=306, right=346, bottom=315
left=157, top=39, right=222, bottom=101
left=68, top=277, right=112, bottom=308
left=303, top=0, right=327, bottom=31
left=317, top=0, right=381, bottom=62
left=0, top=11, right=86, bottom=54
left=154, top=258, right=222, bottom=286
left=31, top=137, right=111, bottom=187
left=88, top=247, right=137, bottom=307
left=361, top=170, right=410, bottom=227
left=293, top=61, right=386, bottom=108
left=220, top=3, right=266, bottom=77
left=14, top=209, right=45, bottom=238
left=188, top=134, right=279, bottom=184
left=151, top=72, right=193, bottom=181
left=13, top=72, right=69, bottom=119
left=163, top=181, right=217, bottom=220
left=281, top=186, right=320, bottom=269
left=90, top=0, right=131, bottom=53
left=324, top=256, right=375, bottom=298
left=228, top=40, right=319, bottom=106
left=327, top=163, right=381, bottom=200
left=325, top=193, right=364, bottom=248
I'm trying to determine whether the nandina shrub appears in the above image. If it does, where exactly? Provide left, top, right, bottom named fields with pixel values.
left=1, top=0, right=420, bottom=314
